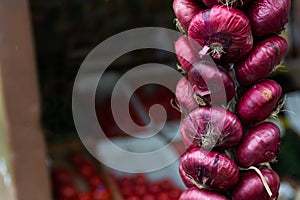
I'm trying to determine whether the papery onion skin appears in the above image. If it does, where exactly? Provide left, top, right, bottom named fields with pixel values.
left=179, top=161, right=194, bottom=188
left=176, top=77, right=199, bottom=115
left=235, top=122, right=281, bottom=168
left=188, top=5, right=253, bottom=64
left=175, top=36, right=200, bottom=72
left=180, top=106, right=243, bottom=150
left=187, top=61, right=236, bottom=103
left=236, top=35, right=288, bottom=86
left=202, top=0, right=252, bottom=8
left=173, top=0, right=203, bottom=32
left=232, top=168, right=280, bottom=200
left=246, top=0, right=291, bottom=37
left=181, top=148, right=239, bottom=191
left=179, top=187, right=228, bottom=200
left=236, top=79, right=282, bottom=125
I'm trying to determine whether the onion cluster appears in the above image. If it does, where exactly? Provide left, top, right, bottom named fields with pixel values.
left=172, top=0, right=290, bottom=199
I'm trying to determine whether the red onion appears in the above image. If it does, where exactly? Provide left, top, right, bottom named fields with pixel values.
left=201, top=0, right=252, bottom=8
left=175, top=36, right=200, bottom=72
left=181, top=148, right=239, bottom=191
left=176, top=77, right=199, bottom=115
left=173, top=0, right=203, bottom=32
left=180, top=106, right=242, bottom=150
left=179, top=160, right=194, bottom=188
left=236, top=79, right=282, bottom=125
left=235, top=121, right=281, bottom=168
left=236, top=35, right=288, bottom=86
left=188, top=5, right=253, bottom=64
left=179, top=187, right=228, bottom=200
left=232, top=168, right=280, bottom=200
left=187, top=61, right=235, bottom=103
left=246, top=0, right=291, bottom=37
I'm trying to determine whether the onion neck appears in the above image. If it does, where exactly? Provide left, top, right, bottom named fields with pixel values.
left=210, top=42, right=225, bottom=59
left=201, top=122, right=220, bottom=149
left=202, top=134, right=218, bottom=149
left=174, top=18, right=186, bottom=34
left=218, top=0, right=241, bottom=7
left=193, top=93, right=208, bottom=106
left=185, top=173, right=206, bottom=190
left=270, top=95, right=287, bottom=119
left=170, top=98, right=182, bottom=113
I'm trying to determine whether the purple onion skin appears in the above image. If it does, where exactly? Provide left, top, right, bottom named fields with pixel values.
left=236, top=35, right=288, bottom=86
left=173, top=0, right=203, bottom=32
left=176, top=77, right=199, bottom=115
left=187, top=61, right=235, bottom=103
left=181, top=148, right=239, bottom=191
left=181, top=121, right=199, bottom=150
left=179, top=187, right=228, bottom=200
left=179, top=161, right=194, bottom=188
left=232, top=168, right=280, bottom=200
left=246, top=0, right=291, bottom=38
left=202, top=0, right=252, bottom=8
left=236, top=79, right=282, bottom=125
left=180, top=106, right=243, bottom=150
left=235, top=122, right=281, bottom=168
left=188, top=5, right=253, bottom=64
left=175, top=36, right=200, bottom=72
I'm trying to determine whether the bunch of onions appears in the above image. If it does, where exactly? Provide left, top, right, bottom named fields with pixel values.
left=172, top=0, right=290, bottom=199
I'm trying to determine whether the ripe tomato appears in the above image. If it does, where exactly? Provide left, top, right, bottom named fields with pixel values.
left=52, top=169, right=73, bottom=185
left=77, top=192, right=92, bottom=200
left=134, top=184, right=147, bottom=196
left=142, top=193, right=156, bottom=200
left=77, top=162, right=95, bottom=179
left=87, top=173, right=104, bottom=188
left=148, top=182, right=161, bottom=194
left=118, top=176, right=134, bottom=188
left=125, top=195, right=139, bottom=200
left=169, top=188, right=182, bottom=199
left=157, top=191, right=170, bottom=200
left=56, top=183, right=78, bottom=200
left=135, top=174, right=147, bottom=185
left=92, top=185, right=110, bottom=200
left=159, top=178, right=173, bottom=191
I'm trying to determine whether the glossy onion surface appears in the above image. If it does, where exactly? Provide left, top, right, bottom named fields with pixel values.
left=181, top=148, right=239, bottom=191
left=188, top=5, right=253, bottom=64
left=236, top=35, right=288, bottom=86
left=236, top=79, right=282, bottom=125
left=235, top=122, right=281, bottom=167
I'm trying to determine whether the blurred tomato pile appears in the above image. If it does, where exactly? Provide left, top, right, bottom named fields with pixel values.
left=51, top=152, right=111, bottom=200
left=116, top=174, right=183, bottom=200
left=50, top=150, right=184, bottom=200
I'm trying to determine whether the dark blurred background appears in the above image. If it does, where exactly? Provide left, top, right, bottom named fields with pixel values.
left=28, top=1, right=300, bottom=199
left=30, top=0, right=175, bottom=136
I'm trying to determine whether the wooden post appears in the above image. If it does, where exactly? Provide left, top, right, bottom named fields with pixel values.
left=0, top=1, right=51, bottom=200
